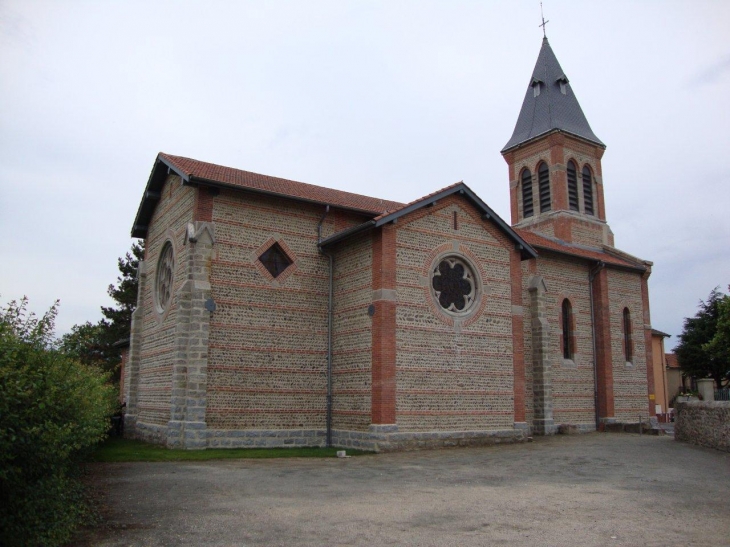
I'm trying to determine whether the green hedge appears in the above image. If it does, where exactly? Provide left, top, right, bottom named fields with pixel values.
left=0, top=299, right=116, bottom=547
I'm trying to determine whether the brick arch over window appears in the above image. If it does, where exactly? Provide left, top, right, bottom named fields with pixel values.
left=567, top=160, right=579, bottom=212
left=537, top=161, right=551, bottom=213
left=582, top=164, right=595, bottom=216
left=623, top=307, right=633, bottom=364
left=520, top=167, right=534, bottom=219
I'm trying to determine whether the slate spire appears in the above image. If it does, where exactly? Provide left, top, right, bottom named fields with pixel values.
left=502, top=37, right=604, bottom=152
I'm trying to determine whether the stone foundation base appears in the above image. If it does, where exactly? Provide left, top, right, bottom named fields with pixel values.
left=333, top=425, right=526, bottom=452
left=128, top=421, right=527, bottom=452
left=207, top=428, right=327, bottom=448
left=129, top=420, right=167, bottom=445
left=532, top=418, right=557, bottom=436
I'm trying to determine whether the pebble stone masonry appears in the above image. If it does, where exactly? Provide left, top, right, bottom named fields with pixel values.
left=124, top=37, right=657, bottom=451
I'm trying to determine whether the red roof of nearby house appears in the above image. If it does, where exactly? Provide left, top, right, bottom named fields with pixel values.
left=159, top=153, right=403, bottom=215
left=666, top=353, right=679, bottom=369
left=515, top=230, right=646, bottom=270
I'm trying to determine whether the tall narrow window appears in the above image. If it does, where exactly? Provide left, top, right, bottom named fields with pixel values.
left=521, top=168, right=533, bottom=218
left=623, top=307, right=633, bottom=364
left=562, top=299, right=573, bottom=360
left=567, top=160, right=579, bottom=211
left=538, top=162, right=551, bottom=212
left=582, top=165, right=594, bottom=216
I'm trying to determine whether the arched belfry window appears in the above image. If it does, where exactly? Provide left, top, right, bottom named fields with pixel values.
left=623, top=307, right=633, bottom=364
left=567, top=160, right=579, bottom=212
left=582, top=165, right=594, bottom=216
left=562, top=299, right=573, bottom=360
left=538, top=162, right=551, bottom=213
left=521, top=168, right=533, bottom=219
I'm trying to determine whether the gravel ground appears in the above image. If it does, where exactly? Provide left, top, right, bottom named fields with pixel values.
left=77, top=433, right=730, bottom=547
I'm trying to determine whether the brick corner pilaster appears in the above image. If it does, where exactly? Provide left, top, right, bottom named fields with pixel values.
left=371, top=225, right=397, bottom=426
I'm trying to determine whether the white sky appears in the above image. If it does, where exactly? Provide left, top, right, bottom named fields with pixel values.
left=1, top=1, right=729, bottom=349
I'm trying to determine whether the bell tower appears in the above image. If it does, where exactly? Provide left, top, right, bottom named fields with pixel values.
left=501, top=37, right=614, bottom=247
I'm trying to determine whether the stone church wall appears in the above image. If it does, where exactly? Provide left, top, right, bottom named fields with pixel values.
left=136, top=175, right=195, bottom=437
left=534, top=255, right=597, bottom=428
left=332, top=232, right=373, bottom=431
left=393, top=196, right=516, bottom=433
left=523, top=253, right=596, bottom=430
left=607, top=269, right=650, bottom=421
left=206, top=191, right=332, bottom=434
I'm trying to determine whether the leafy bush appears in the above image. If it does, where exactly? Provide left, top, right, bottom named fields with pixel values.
left=0, top=298, right=116, bottom=547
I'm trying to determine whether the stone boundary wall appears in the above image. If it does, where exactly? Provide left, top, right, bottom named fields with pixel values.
left=675, top=401, right=730, bottom=452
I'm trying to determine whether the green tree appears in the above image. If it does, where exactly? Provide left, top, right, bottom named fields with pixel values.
left=675, top=287, right=730, bottom=390
left=0, top=297, right=116, bottom=547
left=60, top=241, right=143, bottom=381
left=703, top=288, right=730, bottom=383
left=101, top=240, right=144, bottom=345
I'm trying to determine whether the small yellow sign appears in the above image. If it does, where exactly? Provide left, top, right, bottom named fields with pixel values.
left=649, top=394, right=655, bottom=400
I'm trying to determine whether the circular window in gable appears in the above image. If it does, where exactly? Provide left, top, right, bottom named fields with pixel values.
left=155, top=241, right=175, bottom=313
left=431, top=256, right=478, bottom=315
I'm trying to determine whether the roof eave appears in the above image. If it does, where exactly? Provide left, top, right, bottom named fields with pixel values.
left=530, top=243, right=647, bottom=273
left=131, top=155, right=391, bottom=239
left=501, top=128, right=606, bottom=155
left=320, top=183, right=538, bottom=260
left=187, top=174, right=388, bottom=217
left=318, top=220, right=377, bottom=249
left=131, top=154, right=190, bottom=238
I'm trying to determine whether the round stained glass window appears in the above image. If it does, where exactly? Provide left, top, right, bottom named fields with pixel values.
left=155, top=242, right=174, bottom=313
left=431, top=256, right=477, bottom=314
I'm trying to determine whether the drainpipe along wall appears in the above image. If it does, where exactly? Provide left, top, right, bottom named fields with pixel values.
left=589, top=261, right=605, bottom=430
left=317, top=206, right=333, bottom=447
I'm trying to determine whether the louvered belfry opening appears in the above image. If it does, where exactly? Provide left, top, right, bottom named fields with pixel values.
left=567, top=161, right=579, bottom=211
left=521, top=168, right=534, bottom=218
left=538, top=162, right=551, bottom=212
left=582, top=165, right=594, bottom=216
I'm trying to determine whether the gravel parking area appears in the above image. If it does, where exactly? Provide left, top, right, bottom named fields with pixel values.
left=79, top=433, right=730, bottom=547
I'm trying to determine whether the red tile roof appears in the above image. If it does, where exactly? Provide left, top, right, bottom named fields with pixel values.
left=160, top=153, right=403, bottom=215
left=666, top=353, right=679, bottom=369
left=371, top=181, right=464, bottom=222
left=516, top=230, right=645, bottom=270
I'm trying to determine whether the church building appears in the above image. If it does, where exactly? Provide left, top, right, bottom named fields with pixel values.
left=124, top=37, right=655, bottom=450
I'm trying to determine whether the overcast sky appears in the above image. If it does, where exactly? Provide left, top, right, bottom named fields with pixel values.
left=1, top=1, right=728, bottom=349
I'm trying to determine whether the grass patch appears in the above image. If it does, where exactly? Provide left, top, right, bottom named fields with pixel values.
left=89, top=437, right=372, bottom=462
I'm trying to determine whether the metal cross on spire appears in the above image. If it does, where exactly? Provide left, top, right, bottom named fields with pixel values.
left=539, top=2, right=549, bottom=38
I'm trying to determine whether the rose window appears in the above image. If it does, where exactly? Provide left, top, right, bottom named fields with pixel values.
left=155, top=242, right=174, bottom=312
left=431, top=257, right=476, bottom=313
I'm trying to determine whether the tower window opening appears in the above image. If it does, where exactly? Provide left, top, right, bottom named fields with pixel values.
left=521, top=168, right=533, bottom=218
left=538, top=162, right=551, bottom=212
left=582, top=165, right=594, bottom=216
left=567, top=160, right=579, bottom=211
